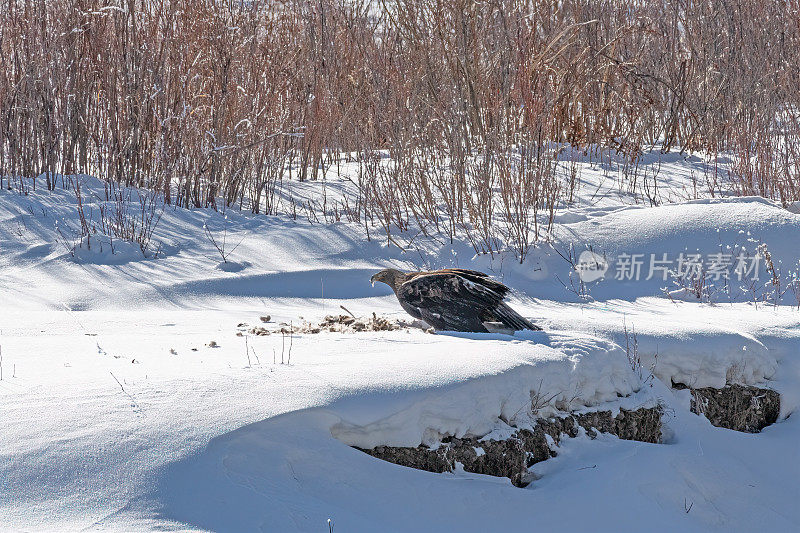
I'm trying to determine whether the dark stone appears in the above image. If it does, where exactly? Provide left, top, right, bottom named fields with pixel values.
left=675, top=383, right=781, bottom=433
left=356, top=405, right=663, bottom=487
left=361, top=445, right=451, bottom=473
left=590, top=407, right=663, bottom=443
left=448, top=437, right=529, bottom=486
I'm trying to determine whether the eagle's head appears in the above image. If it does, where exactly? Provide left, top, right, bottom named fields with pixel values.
left=370, top=268, right=405, bottom=290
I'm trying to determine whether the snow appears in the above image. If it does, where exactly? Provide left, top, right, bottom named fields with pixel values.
left=329, top=331, right=647, bottom=448
left=1, top=156, right=800, bottom=532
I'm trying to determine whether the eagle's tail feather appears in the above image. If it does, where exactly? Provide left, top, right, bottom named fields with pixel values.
left=492, top=302, right=542, bottom=331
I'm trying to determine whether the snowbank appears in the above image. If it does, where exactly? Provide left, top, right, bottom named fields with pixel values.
left=329, top=331, right=647, bottom=448
left=2, top=172, right=800, bottom=532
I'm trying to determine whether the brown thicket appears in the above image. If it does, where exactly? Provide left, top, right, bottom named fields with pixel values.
left=1, top=0, right=799, bottom=258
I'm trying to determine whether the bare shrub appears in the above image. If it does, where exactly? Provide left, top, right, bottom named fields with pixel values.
left=99, top=183, right=164, bottom=257
left=0, top=0, right=798, bottom=247
left=623, top=319, right=656, bottom=386
left=204, top=215, right=245, bottom=264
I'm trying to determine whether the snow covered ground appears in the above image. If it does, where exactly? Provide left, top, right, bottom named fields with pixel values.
left=2, top=152, right=800, bottom=532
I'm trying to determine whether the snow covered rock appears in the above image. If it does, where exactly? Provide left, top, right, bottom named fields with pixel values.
left=676, top=384, right=780, bottom=433
left=358, top=405, right=663, bottom=487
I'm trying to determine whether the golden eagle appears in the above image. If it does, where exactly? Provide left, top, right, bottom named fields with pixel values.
left=370, top=268, right=541, bottom=333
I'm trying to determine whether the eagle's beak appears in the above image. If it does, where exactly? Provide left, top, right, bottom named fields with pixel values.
left=370, top=274, right=376, bottom=287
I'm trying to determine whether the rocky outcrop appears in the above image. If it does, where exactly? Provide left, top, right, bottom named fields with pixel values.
left=675, top=383, right=780, bottom=433
left=357, top=405, right=662, bottom=487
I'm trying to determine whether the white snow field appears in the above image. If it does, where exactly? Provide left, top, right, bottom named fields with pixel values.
left=2, top=154, right=800, bottom=532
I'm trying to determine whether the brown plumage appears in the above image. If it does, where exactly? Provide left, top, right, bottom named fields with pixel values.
left=370, top=268, right=541, bottom=333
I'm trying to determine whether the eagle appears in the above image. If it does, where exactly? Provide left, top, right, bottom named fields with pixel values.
left=370, top=268, right=541, bottom=333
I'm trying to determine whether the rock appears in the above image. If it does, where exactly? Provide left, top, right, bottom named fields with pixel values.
left=676, top=383, right=780, bottom=433
left=362, top=445, right=451, bottom=474
left=357, top=405, right=662, bottom=487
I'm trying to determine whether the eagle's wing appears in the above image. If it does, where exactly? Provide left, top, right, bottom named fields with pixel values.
left=436, top=269, right=511, bottom=297
left=397, top=271, right=508, bottom=332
